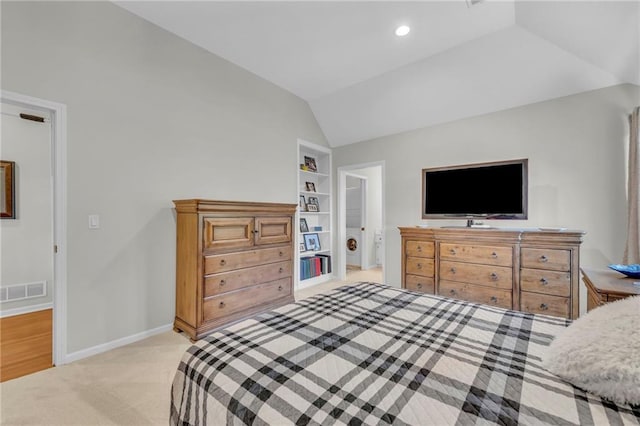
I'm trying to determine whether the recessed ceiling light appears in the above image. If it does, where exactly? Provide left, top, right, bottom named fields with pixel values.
left=395, top=25, right=410, bottom=37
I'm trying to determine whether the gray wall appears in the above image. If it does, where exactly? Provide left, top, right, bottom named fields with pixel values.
left=333, top=84, right=640, bottom=306
left=1, top=1, right=327, bottom=353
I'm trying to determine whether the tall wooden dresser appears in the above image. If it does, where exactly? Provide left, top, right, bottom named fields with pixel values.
left=399, top=227, right=585, bottom=319
left=174, top=199, right=296, bottom=340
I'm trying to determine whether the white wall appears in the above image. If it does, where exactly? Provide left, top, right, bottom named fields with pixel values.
left=333, top=84, right=640, bottom=294
left=1, top=2, right=327, bottom=353
left=0, top=104, right=53, bottom=309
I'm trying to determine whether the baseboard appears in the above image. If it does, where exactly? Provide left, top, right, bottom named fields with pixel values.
left=64, top=323, right=173, bottom=364
left=0, top=302, right=53, bottom=318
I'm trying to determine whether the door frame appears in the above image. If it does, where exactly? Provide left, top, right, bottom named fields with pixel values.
left=337, top=161, right=385, bottom=281
left=1, top=90, right=68, bottom=365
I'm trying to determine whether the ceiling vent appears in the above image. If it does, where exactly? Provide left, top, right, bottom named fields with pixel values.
left=466, top=0, right=485, bottom=7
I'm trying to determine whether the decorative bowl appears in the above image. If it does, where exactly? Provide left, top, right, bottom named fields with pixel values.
left=608, top=264, right=640, bottom=278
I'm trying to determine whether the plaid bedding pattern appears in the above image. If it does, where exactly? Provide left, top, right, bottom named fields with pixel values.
left=171, top=283, right=640, bottom=425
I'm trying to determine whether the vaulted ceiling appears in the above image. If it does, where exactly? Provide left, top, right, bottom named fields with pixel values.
left=116, top=1, right=640, bottom=147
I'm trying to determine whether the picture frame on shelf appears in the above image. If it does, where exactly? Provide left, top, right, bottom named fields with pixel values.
left=299, top=195, right=307, bottom=211
left=304, top=156, right=317, bottom=172
left=307, top=196, right=319, bottom=207
left=299, top=242, right=307, bottom=252
left=306, top=203, right=319, bottom=212
left=305, top=182, right=316, bottom=192
left=300, top=218, right=309, bottom=233
left=303, top=233, right=321, bottom=251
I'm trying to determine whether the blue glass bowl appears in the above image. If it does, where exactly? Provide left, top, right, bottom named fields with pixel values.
left=608, top=264, right=640, bottom=278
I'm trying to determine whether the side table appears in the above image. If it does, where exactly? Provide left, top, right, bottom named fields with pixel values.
left=581, top=268, right=640, bottom=312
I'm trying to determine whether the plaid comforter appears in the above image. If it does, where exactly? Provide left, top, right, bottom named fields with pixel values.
left=171, top=283, right=640, bottom=425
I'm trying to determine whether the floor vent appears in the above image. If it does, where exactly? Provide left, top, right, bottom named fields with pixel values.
left=0, top=281, right=47, bottom=303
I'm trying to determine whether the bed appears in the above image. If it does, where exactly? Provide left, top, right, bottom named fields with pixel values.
left=171, top=282, right=639, bottom=425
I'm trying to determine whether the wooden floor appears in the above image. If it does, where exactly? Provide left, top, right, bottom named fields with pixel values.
left=0, top=309, right=53, bottom=382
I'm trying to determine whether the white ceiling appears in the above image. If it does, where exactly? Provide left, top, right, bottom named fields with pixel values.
left=116, top=1, right=640, bottom=147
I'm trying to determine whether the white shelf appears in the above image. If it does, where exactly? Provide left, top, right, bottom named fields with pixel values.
left=297, top=140, right=332, bottom=288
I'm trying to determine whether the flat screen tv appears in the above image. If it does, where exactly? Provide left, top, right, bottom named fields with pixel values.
left=422, top=159, right=528, bottom=221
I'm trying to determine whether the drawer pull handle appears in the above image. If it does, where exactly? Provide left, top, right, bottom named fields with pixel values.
left=540, top=303, right=548, bottom=311
left=219, top=301, right=225, bottom=308
left=491, top=252, right=498, bottom=259
left=417, top=245, right=422, bottom=252
left=540, top=278, right=548, bottom=285
left=417, top=263, right=422, bottom=270
left=450, top=267, right=456, bottom=274
left=490, top=272, right=498, bottom=281
left=490, top=296, right=498, bottom=302
left=278, top=285, right=283, bottom=291
left=279, top=251, right=284, bottom=257
left=417, top=283, right=423, bottom=289
left=279, top=267, right=284, bottom=273
left=450, top=249, right=457, bottom=255
left=220, top=259, right=226, bottom=266
left=450, top=289, right=457, bottom=295
left=540, top=255, right=548, bottom=263
left=219, top=279, right=226, bottom=287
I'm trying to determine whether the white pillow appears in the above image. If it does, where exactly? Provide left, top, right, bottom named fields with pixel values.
left=542, top=296, right=640, bottom=406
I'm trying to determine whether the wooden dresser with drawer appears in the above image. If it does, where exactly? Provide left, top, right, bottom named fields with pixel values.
left=174, top=199, right=296, bottom=340
left=399, top=227, right=585, bottom=319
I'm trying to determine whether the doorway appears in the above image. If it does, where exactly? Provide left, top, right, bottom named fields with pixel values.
left=1, top=91, right=67, bottom=369
left=338, top=162, right=385, bottom=283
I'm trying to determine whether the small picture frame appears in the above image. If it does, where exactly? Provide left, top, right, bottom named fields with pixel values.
left=307, top=196, right=319, bottom=207
left=299, top=195, right=307, bottom=211
left=305, top=182, right=316, bottom=192
left=299, top=242, right=307, bottom=252
left=304, top=156, right=317, bottom=172
left=300, top=218, right=309, bottom=233
left=306, top=203, right=319, bottom=212
left=304, top=233, right=321, bottom=251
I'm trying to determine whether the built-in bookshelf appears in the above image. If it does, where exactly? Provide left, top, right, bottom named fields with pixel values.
left=297, top=140, right=332, bottom=289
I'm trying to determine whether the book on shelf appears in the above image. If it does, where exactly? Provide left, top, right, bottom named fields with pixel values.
left=300, top=254, right=332, bottom=280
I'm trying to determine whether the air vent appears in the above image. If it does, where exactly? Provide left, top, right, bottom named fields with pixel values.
left=0, top=281, right=47, bottom=303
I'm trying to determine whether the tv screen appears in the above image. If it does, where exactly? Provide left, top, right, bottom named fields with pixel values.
left=422, top=159, right=528, bottom=219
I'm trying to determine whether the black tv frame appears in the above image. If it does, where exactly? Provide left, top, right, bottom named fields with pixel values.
left=421, top=158, right=528, bottom=223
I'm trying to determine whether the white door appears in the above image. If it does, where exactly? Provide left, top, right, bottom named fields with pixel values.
left=0, top=102, right=54, bottom=314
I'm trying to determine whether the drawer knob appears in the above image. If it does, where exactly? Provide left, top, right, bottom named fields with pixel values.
left=490, top=296, right=498, bottom=302
left=278, top=285, right=283, bottom=291
left=491, top=252, right=498, bottom=259
left=219, top=279, right=226, bottom=287
left=540, top=303, right=548, bottom=311
left=220, top=259, right=226, bottom=266
left=450, top=289, right=457, bottom=295
left=450, top=249, right=457, bottom=255
left=279, top=267, right=284, bottom=273
left=490, top=272, right=498, bottom=281
left=450, top=267, right=456, bottom=274
left=417, top=283, right=423, bottom=289
left=540, top=255, right=548, bottom=263
left=540, top=278, right=548, bottom=285
left=219, top=301, right=225, bottom=308
left=417, top=245, right=422, bottom=252
left=279, top=251, right=284, bottom=257
left=417, top=263, right=422, bottom=270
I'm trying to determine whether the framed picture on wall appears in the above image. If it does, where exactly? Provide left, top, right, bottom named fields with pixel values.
left=0, top=160, right=15, bottom=219
left=300, top=218, right=309, bottom=233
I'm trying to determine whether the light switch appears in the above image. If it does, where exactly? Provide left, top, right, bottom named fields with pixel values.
left=88, top=214, right=100, bottom=229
